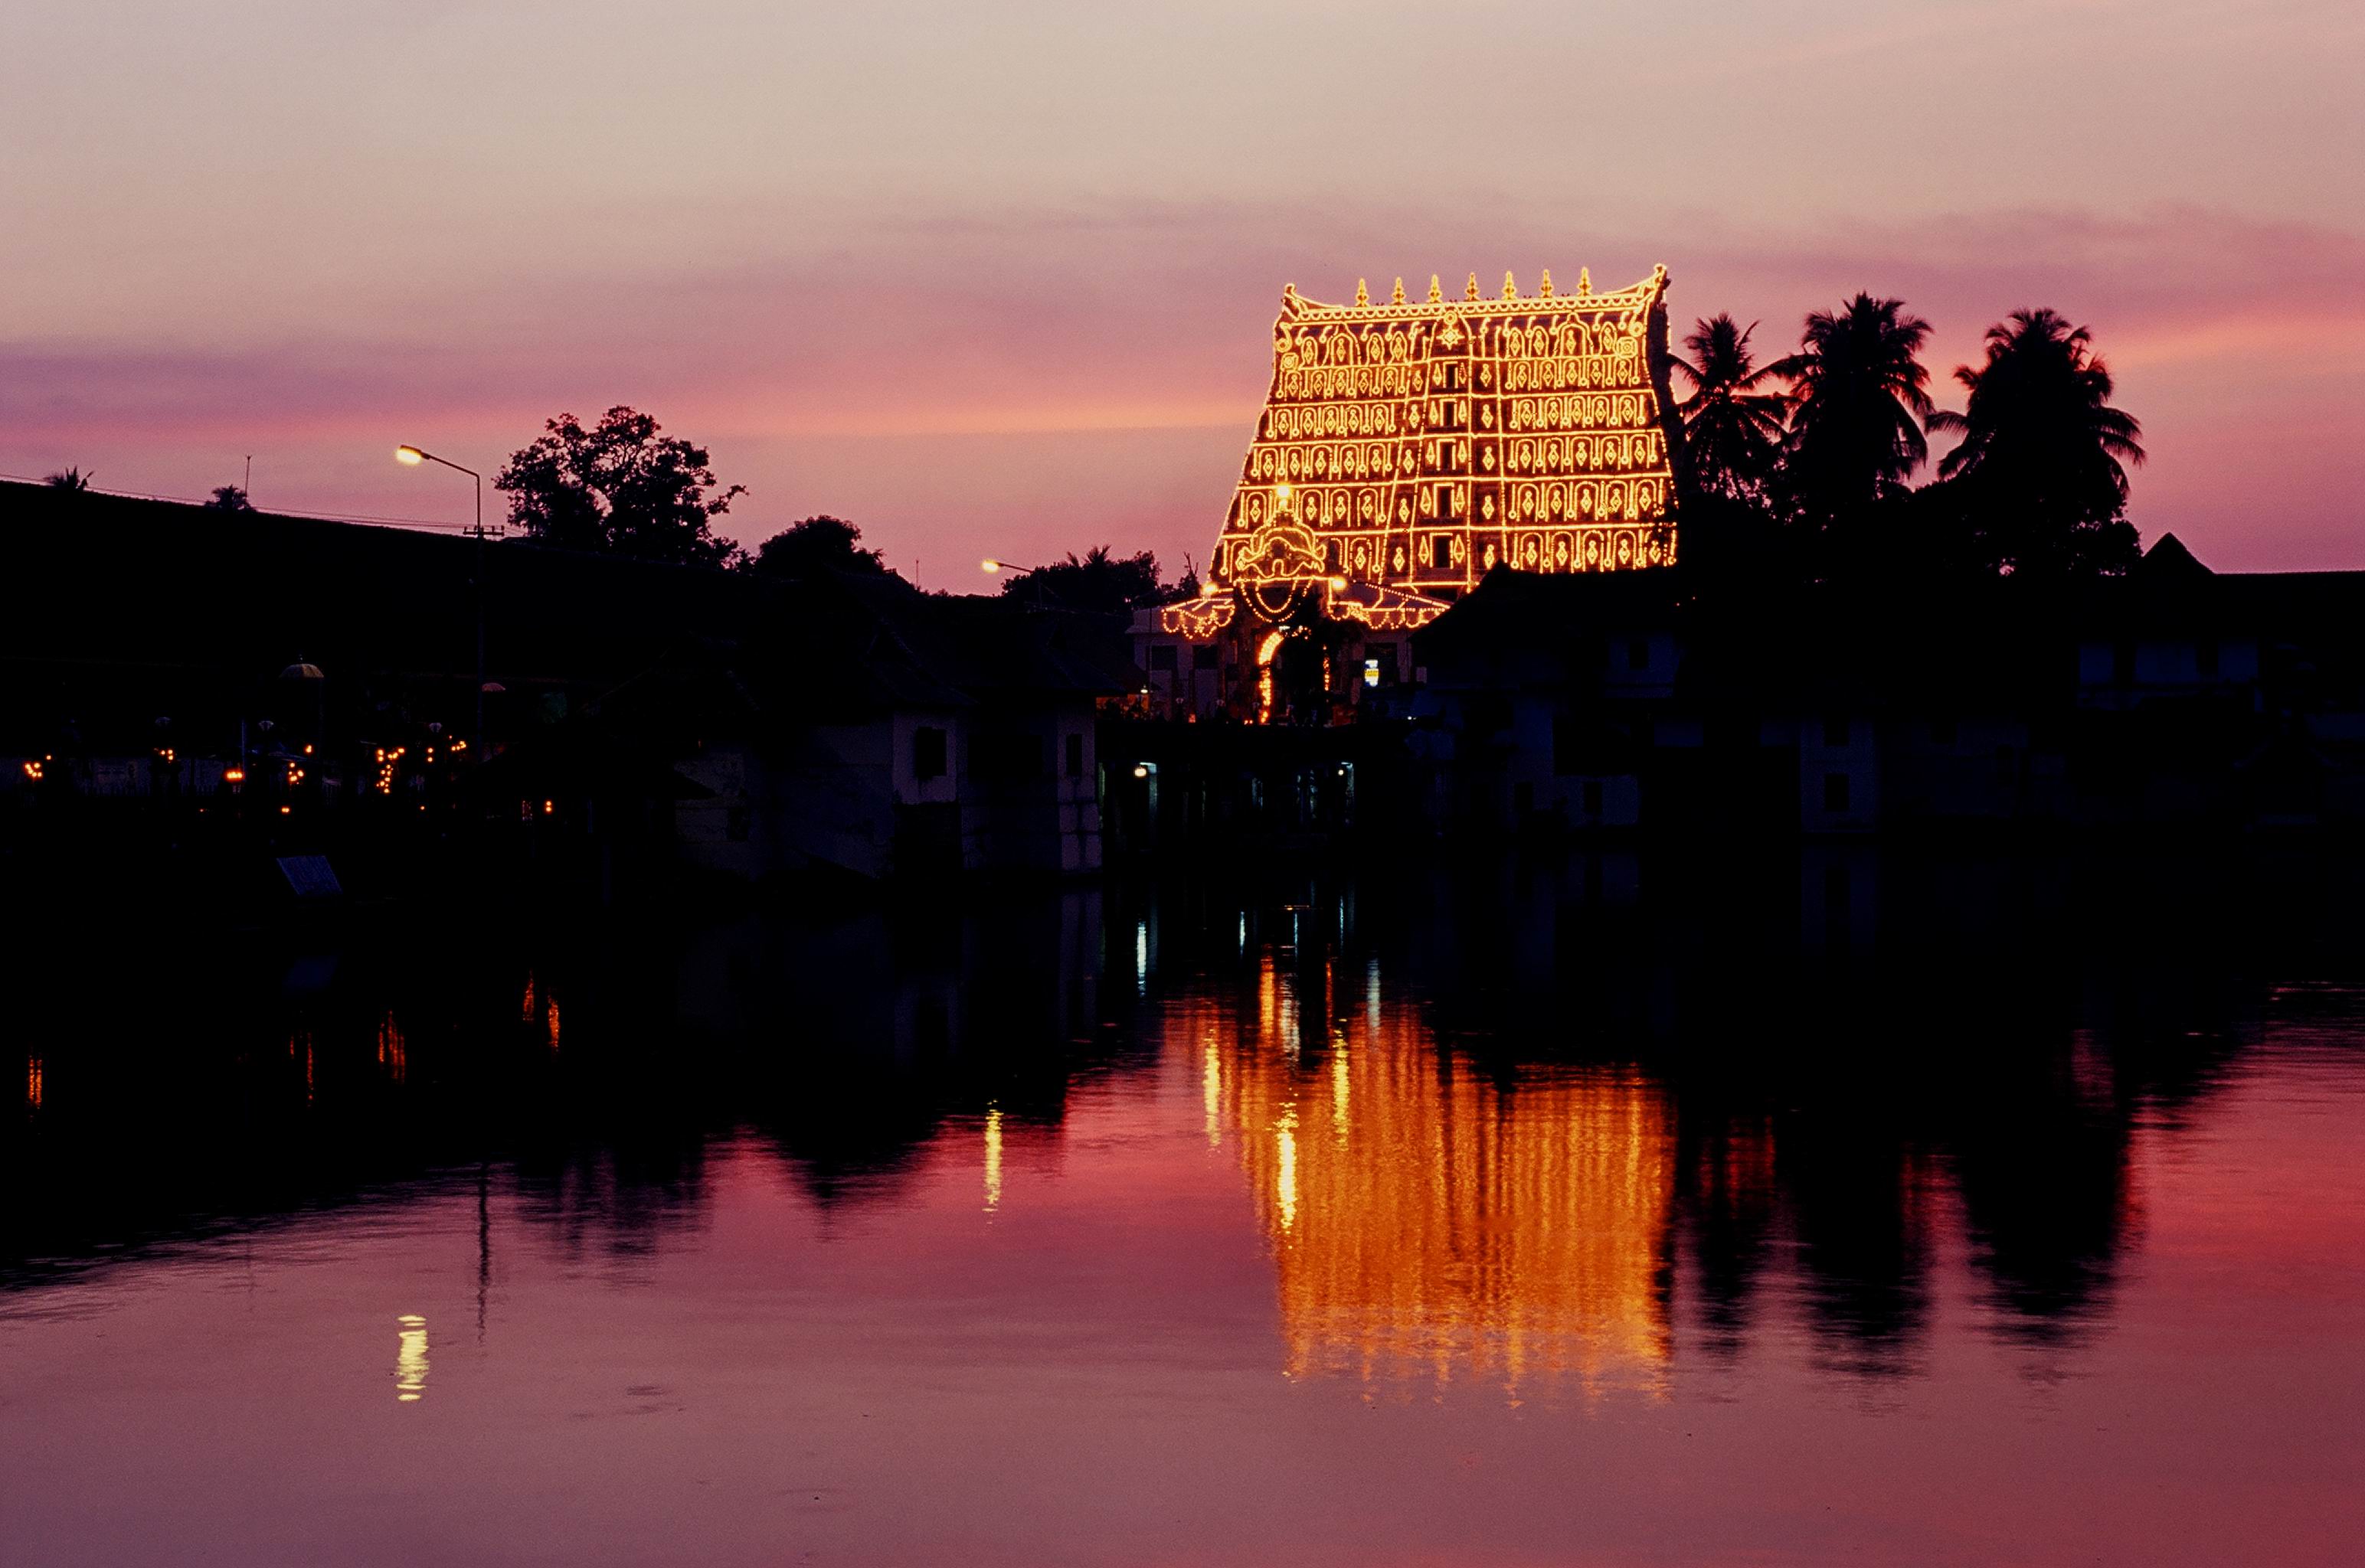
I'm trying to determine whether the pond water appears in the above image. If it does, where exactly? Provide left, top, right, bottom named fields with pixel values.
left=5, top=851, right=2363, bottom=1565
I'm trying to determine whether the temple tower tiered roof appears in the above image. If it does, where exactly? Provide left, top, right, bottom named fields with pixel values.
left=1201, top=265, right=1683, bottom=631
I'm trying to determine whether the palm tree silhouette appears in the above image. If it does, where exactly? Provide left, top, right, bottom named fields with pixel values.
left=44, top=466, right=94, bottom=491
left=1768, top=294, right=1936, bottom=521
left=1670, top=315, right=1788, bottom=502
left=1927, top=309, right=2144, bottom=576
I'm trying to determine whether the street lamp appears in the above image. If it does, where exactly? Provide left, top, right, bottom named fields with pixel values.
left=980, top=556, right=1063, bottom=608
left=396, top=445, right=492, bottom=755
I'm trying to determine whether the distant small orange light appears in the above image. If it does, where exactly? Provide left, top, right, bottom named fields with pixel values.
left=279, top=805, right=291, bottom=815
left=542, top=799, right=554, bottom=815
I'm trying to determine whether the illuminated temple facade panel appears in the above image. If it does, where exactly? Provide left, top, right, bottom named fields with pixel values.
left=1176, top=955, right=1676, bottom=1397
left=1211, top=266, right=1684, bottom=606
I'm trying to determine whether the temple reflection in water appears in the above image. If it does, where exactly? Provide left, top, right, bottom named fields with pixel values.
left=1179, top=939, right=1675, bottom=1396
left=15, top=848, right=2353, bottom=1392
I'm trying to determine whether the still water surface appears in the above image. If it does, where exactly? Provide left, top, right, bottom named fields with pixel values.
left=5, top=853, right=2364, bottom=1564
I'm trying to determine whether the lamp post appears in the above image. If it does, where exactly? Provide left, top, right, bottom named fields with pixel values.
left=981, top=557, right=1060, bottom=607
left=397, top=445, right=491, bottom=756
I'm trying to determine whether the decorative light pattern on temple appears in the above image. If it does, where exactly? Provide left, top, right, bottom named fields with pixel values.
left=1167, top=951, right=1676, bottom=1399
left=1160, top=265, right=1681, bottom=641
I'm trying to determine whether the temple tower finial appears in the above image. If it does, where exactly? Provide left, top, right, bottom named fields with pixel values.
left=1539, top=268, right=1555, bottom=298
left=1356, top=277, right=1369, bottom=306
left=1464, top=272, right=1480, bottom=301
left=1428, top=275, right=1443, bottom=303
left=1502, top=270, right=1518, bottom=299
left=1391, top=276, right=1405, bottom=305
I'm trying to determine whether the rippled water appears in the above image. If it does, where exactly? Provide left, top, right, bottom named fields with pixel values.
left=5, top=851, right=2364, bottom=1564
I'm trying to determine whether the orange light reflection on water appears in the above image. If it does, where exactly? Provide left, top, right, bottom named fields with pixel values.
left=394, top=1315, right=427, bottom=1403
left=1173, top=949, right=1680, bottom=1400
left=376, top=1013, right=406, bottom=1085
left=983, top=1107, right=1004, bottom=1214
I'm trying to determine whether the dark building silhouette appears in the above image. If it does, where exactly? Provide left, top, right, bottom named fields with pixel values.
left=0, top=481, right=1140, bottom=889
left=1408, top=534, right=2365, bottom=835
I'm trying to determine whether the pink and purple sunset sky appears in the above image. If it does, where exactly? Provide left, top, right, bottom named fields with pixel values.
left=5, top=1, right=2360, bottom=589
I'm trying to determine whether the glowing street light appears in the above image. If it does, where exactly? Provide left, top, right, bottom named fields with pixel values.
left=982, top=556, right=1061, bottom=605
left=395, top=443, right=492, bottom=755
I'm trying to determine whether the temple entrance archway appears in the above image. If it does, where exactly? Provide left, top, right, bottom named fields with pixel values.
left=1257, top=623, right=1333, bottom=726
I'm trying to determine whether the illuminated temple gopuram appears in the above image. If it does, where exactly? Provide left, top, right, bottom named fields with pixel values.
left=1136, top=265, right=1685, bottom=721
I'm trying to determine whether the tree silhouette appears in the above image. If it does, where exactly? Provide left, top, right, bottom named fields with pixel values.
left=1670, top=315, right=1788, bottom=502
left=204, top=484, right=254, bottom=511
left=1000, top=546, right=1165, bottom=616
left=44, top=466, right=94, bottom=492
left=1769, top=295, right=1937, bottom=524
left=1926, top=309, right=2144, bottom=578
left=494, top=407, right=744, bottom=568
left=745, top=516, right=892, bottom=578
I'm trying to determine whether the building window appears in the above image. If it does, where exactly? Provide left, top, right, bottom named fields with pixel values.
left=1626, top=637, right=1649, bottom=671
left=912, top=726, right=947, bottom=782
left=1824, top=772, right=1850, bottom=812
left=1824, top=715, right=1850, bottom=747
left=1192, top=644, right=1218, bottom=671
left=1065, top=732, right=1084, bottom=778
left=1432, top=535, right=1451, bottom=570
left=1148, top=644, right=1177, bottom=672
